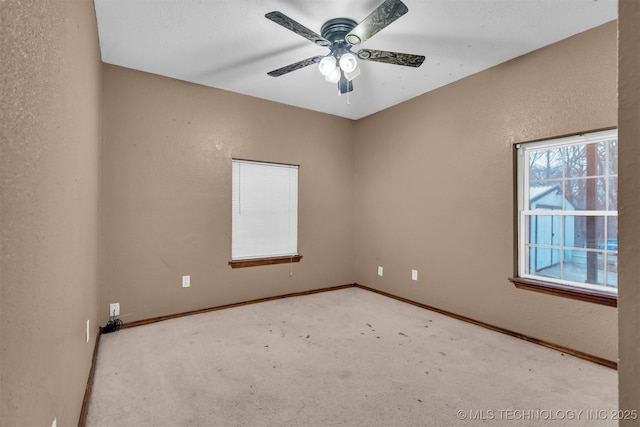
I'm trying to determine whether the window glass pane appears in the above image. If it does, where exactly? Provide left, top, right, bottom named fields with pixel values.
left=566, top=216, right=606, bottom=249
left=528, top=215, right=561, bottom=246
left=607, top=140, right=618, bottom=175
left=595, top=142, right=606, bottom=175
left=608, top=177, right=618, bottom=211
left=605, top=253, right=618, bottom=288
left=563, top=250, right=604, bottom=285
left=606, top=216, right=618, bottom=249
left=600, top=216, right=617, bottom=289
left=564, top=144, right=588, bottom=178
left=529, top=182, right=563, bottom=210
left=565, top=143, right=606, bottom=178
left=529, top=147, right=562, bottom=181
left=529, top=247, right=561, bottom=278
left=564, top=178, right=606, bottom=210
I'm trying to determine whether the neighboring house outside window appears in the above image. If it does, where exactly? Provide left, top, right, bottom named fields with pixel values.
left=511, top=129, right=618, bottom=306
left=229, top=159, right=302, bottom=268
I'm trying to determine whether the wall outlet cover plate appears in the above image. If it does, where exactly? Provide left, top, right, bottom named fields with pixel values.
left=109, top=303, right=120, bottom=316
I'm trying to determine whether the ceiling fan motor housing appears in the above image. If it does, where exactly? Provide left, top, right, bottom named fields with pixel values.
left=321, top=18, right=358, bottom=54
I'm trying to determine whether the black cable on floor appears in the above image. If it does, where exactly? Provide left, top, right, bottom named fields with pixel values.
left=102, top=318, right=123, bottom=334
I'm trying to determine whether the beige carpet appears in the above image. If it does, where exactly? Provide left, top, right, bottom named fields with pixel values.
left=86, top=287, right=616, bottom=426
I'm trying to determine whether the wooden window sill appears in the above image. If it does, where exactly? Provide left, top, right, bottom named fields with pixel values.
left=229, top=255, right=302, bottom=269
left=508, top=277, right=617, bottom=307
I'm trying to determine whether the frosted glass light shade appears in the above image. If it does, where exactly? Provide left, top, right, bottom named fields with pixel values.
left=318, top=56, right=337, bottom=76
left=339, top=53, right=358, bottom=73
left=325, top=68, right=341, bottom=83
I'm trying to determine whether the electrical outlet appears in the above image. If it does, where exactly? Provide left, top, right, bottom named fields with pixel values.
left=182, top=275, right=190, bottom=288
left=86, top=320, right=90, bottom=343
left=411, top=269, right=418, bottom=281
left=377, top=266, right=383, bottom=276
left=109, top=303, right=120, bottom=317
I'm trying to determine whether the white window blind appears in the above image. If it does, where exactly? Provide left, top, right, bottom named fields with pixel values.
left=232, top=159, right=298, bottom=260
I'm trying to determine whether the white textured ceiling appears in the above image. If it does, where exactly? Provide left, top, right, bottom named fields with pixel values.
left=94, top=0, right=616, bottom=120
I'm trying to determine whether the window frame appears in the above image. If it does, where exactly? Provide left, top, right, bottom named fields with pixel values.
left=510, top=129, right=618, bottom=307
left=229, top=158, right=302, bottom=269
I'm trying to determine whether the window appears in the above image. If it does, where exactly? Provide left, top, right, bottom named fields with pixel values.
left=511, top=129, right=618, bottom=305
left=229, top=159, right=301, bottom=268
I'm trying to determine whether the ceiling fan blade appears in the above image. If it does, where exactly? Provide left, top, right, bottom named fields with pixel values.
left=357, top=49, right=425, bottom=67
left=267, top=56, right=324, bottom=77
left=345, top=0, right=408, bottom=46
left=265, top=11, right=331, bottom=47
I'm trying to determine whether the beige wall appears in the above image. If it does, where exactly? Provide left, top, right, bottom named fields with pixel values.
left=618, top=0, right=640, bottom=423
left=0, top=1, right=102, bottom=426
left=100, top=65, right=355, bottom=324
left=353, top=22, right=618, bottom=362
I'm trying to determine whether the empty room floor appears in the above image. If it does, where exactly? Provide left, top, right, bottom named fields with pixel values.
left=86, top=287, right=616, bottom=426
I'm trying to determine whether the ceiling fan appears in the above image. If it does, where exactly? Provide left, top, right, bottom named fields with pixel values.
left=265, top=0, right=425, bottom=95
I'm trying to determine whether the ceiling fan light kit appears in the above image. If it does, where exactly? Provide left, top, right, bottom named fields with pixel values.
left=318, top=56, right=337, bottom=76
left=325, top=68, right=341, bottom=84
left=266, top=0, right=425, bottom=96
left=339, top=53, right=358, bottom=74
